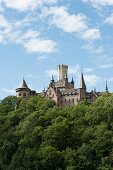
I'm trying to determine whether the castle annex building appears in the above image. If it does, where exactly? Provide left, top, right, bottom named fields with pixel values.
left=16, top=64, right=109, bottom=107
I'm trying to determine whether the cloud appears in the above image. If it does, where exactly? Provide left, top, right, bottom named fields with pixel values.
left=1, top=0, right=57, bottom=12
left=108, top=77, right=113, bottom=82
left=81, top=28, right=101, bottom=41
left=41, top=6, right=88, bottom=33
left=84, top=74, right=101, bottom=86
left=105, top=13, right=113, bottom=25
left=0, top=17, right=57, bottom=54
left=15, top=30, right=57, bottom=53
left=1, top=88, right=15, bottom=94
left=99, top=64, right=113, bottom=69
left=82, top=43, right=104, bottom=54
left=0, top=35, right=4, bottom=43
left=37, top=55, right=48, bottom=62
left=84, top=67, right=94, bottom=73
left=24, top=38, right=57, bottom=53
left=41, top=6, right=101, bottom=42
left=68, top=65, right=80, bottom=75
left=26, top=74, right=36, bottom=78
left=0, top=14, right=11, bottom=32
left=82, top=0, right=113, bottom=8
left=45, top=69, right=58, bottom=77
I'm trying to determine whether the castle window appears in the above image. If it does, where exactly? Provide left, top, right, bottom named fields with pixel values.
left=19, top=93, right=21, bottom=96
left=23, top=93, right=26, bottom=97
left=73, top=99, right=74, bottom=103
left=61, top=100, right=62, bottom=104
left=65, top=99, right=66, bottom=103
left=69, top=99, right=70, bottom=103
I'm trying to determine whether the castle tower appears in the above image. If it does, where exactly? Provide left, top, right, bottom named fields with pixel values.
left=16, top=79, right=31, bottom=99
left=58, top=64, right=68, bottom=87
left=58, top=64, right=68, bottom=81
left=79, top=72, right=87, bottom=101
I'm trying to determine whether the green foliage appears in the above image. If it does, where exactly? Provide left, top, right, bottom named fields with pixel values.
left=1, top=94, right=113, bottom=169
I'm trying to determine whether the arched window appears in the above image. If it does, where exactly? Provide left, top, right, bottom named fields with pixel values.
left=19, top=93, right=21, bottom=96
left=23, top=93, right=26, bottom=97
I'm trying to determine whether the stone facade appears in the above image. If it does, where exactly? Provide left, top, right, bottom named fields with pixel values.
left=16, top=64, right=108, bottom=106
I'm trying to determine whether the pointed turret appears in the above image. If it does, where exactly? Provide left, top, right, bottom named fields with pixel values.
left=16, top=78, right=31, bottom=99
left=80, top=72, right=86, bottom=89
left=51, top=75, right=55, bottom=83
left=19, top=79, right=29, bottom=89
left=71, top=76, right=74, bottom=84
left=71, top=76, right=74, bottom=89
left=78, top=72, right=87, bottom=101
left=105, top=80, right=109, bottom=93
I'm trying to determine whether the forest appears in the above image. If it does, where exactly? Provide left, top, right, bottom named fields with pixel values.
left=0, top=93, right=113, bottom=170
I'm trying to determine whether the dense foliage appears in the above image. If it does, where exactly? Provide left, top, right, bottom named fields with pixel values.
left=0, top=94, right=113, bottom=170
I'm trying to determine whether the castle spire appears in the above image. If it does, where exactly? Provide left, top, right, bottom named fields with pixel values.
left=105, top=80, right=109, bottom=93
left=51, top=75, right=55, bottom=83
left=80, top=72, right=86, bottom=89
left=71, top=76, right=74, bottom=84
left=19, top=78, right=29, bottom=89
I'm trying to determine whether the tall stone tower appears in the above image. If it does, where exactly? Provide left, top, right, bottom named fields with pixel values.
left=58, top=64, right=68, bottom=87
left=58, top=64, right=68, bottom=81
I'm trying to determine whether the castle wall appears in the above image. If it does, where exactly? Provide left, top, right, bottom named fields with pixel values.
left=57, top=94, right=79, bottom=107
left=16, top=89, right=31, bottom=99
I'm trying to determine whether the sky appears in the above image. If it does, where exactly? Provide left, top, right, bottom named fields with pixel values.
left=0, top=0, right=113, bottom=99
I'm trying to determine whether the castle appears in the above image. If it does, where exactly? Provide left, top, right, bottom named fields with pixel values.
left=16, top=64, right=109, bottom=107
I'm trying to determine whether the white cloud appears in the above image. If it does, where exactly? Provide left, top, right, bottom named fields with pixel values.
left=26, top=74, right=36, bottom=78
left=82, top=43, right=104, bottom=54
left=68, top=65, right=80, bottom=75
left=0, top=35, right=4, bottom=43
left=0, top=14, right=11, bottom=32
left=41, top=6, right=88, bottom=33
left=99, top=64, right=113, bottom=69
left=1, top=0, right=57, bottom=11
left=84, top=67, right=94, bottom=73
left=108, top=77, right=113, bottom=82
left=84, top=74, right=101, bottom=86
left=105, top=13, right=113, bottom=25
left=82, top=0, right=113, bottom=8
left=45, top=69, right=58, bottom=77
left=41, top=6, right=101, bottom=42
left=81, top=28, right=101, bottom=41
left=1, top=88, right=15, bottom=94
left=24, top=38, right=57, bottom=53
left=0, top=15, right=57, bottom=54
left=37, top=55, right=48, bottom=62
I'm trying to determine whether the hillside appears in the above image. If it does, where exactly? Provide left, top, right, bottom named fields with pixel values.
left=0, top=94, right=113, bottom=170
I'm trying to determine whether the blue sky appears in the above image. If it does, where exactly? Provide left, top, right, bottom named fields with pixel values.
left=0, top=0, right=113, bottom=99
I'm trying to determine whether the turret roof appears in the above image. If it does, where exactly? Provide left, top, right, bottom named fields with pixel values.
left=80, top=72, right=86, bottom=89
left=18, top=79, right=29, bottom=89
left=105, top=80, right=109, bottom=92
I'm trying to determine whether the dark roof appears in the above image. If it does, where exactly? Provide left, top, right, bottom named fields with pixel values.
left=18, top=79, right=29, bottom=89
left=80, top=72, right=86, bottom=89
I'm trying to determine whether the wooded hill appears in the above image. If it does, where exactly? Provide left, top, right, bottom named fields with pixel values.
left=0, top=94, right=113, bottom=170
